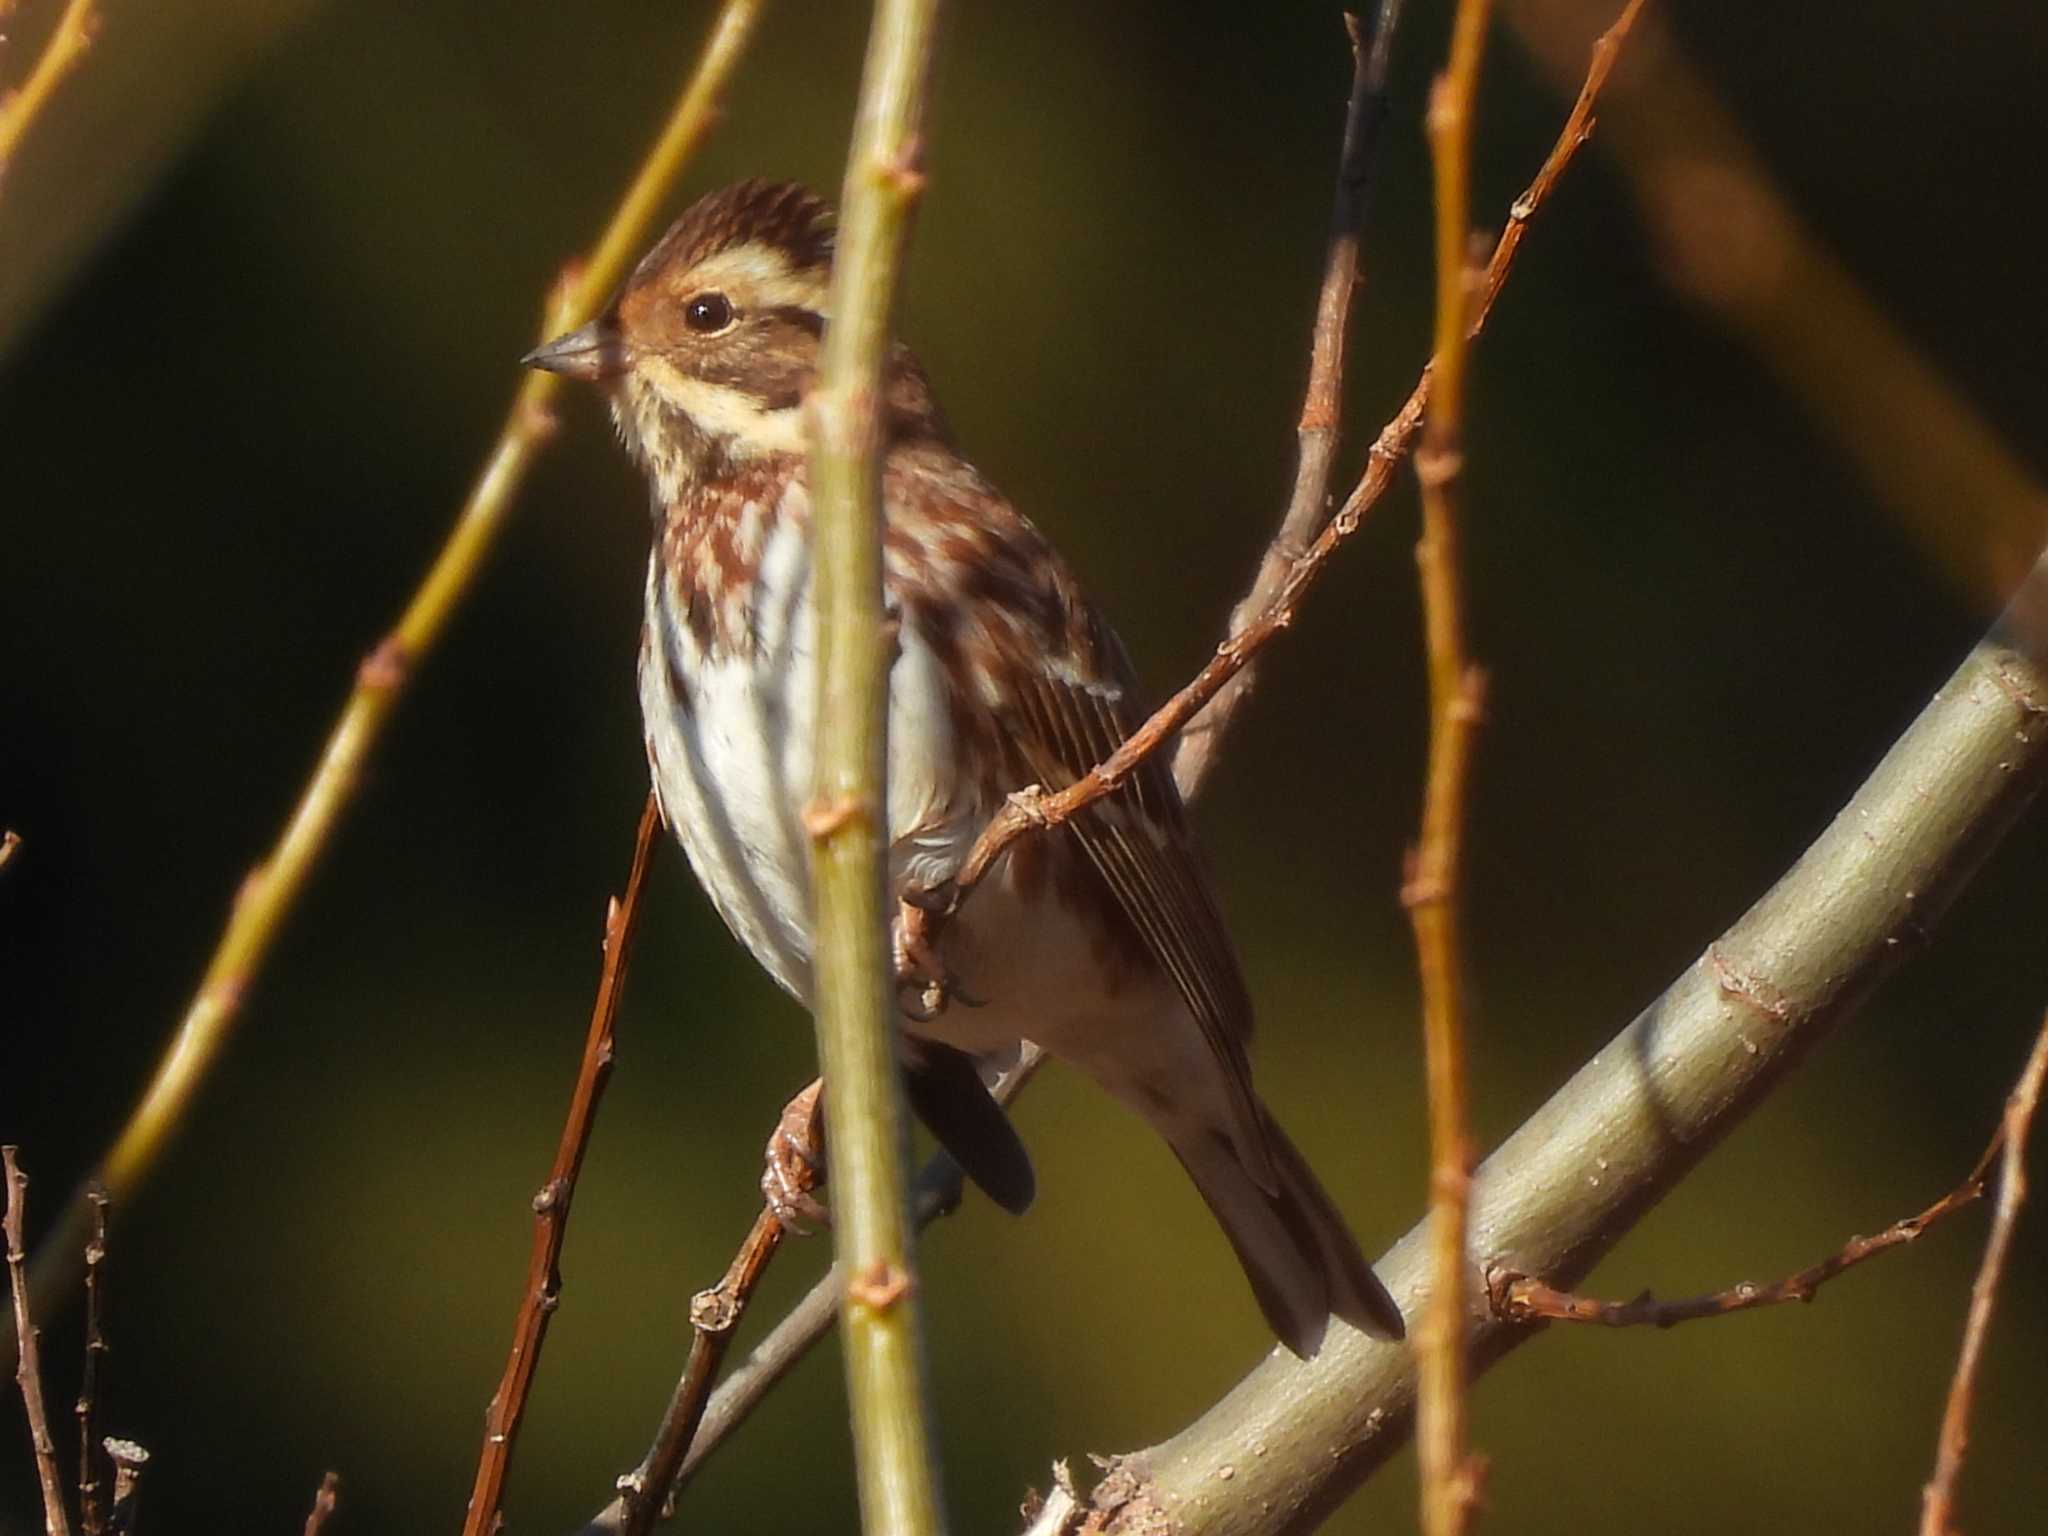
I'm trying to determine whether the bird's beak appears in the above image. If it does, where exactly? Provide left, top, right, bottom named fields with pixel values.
left=522, top=318, right=630, bottom=382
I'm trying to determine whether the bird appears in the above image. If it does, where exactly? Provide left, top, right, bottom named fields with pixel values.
left=524, top=179, right=1403, bottom=1356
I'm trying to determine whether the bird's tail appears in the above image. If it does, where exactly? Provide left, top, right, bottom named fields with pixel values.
left=1169, top=1109, right=1404, bottom=1356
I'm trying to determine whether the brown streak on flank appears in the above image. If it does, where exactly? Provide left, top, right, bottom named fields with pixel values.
left=664, top=647, right=694, bottom=718
left=658, top=460, right=800, bottom=656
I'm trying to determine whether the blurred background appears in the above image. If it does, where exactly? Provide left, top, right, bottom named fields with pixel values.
left=4, top=0, right=2047, bottom=1531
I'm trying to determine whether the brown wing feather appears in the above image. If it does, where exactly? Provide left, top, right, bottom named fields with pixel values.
left=1006, top=630, right=1280, bottom=1197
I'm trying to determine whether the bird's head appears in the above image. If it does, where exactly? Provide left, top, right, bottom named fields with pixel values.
left=526, top=180, right=849, bottom=500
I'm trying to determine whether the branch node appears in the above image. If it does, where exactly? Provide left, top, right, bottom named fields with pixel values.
left=847, top=1260, right=914, bottom=1312
left=357, top=635, right=410, bottom=692
left=800, top=792, right=874, bottom=839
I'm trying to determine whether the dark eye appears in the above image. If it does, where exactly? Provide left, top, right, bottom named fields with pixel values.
left=684, top=292, right=734, bottom=333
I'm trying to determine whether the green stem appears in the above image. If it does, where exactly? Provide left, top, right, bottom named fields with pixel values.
left=805, top=4, right=948, bottom=1536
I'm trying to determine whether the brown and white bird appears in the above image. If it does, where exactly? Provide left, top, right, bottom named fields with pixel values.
left=526, top=180, right=1402, bottom=1355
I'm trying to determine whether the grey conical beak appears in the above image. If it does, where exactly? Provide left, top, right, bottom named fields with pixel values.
left=522, top=318, right=629, bottom=382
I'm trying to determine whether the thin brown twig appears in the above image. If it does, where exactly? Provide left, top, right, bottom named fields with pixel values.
left=5, top=1148, right=74, bottom=1536
left=613, top=1209, right=788, bottom=1536
left=20, top=0, right=768, bottom=1341
left=0, top=0, right=97, bottom=178
left=1919, top=1012, right=2048, bottom=1536
left=1171, top=0, right=1405, bottom=798
left=302, top=1470, right=342, bottom=1536
left=1488, top=1079, right=2014, bottom=1329
left=460, top=793, right=662, bottom=1536
left=75, top=1187, right=109, bottom=1536
left=572, top=1048, right=1046, bottom=1536
left=1407, top=1, right=1495, bottom=1532
left=946, top=0, right=1642, bottom=916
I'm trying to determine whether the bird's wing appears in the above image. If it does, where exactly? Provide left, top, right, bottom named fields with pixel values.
left=1004, top=620, right=1279, bottom=1196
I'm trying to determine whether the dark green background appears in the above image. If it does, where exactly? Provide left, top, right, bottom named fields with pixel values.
left=4, top=2, right=2046, bottom=1531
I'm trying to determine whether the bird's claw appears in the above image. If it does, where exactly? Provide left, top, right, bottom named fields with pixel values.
left=892, top=890, right=981, bottom=1022
left=761, top=1080, right=830, bottom=1233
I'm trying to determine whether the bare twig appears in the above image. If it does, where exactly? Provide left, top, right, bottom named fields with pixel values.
left=573, top=1048, right=1046, bottom=1536
left=302, top=1470, right=342, bottom=1536
left=0, top=829, right=20, bottom=871
left=1919, top=1012, right=2048, bottom=1536
left=460, top=793, right=661, bottom=1536
left=803, top=0, right=950, bottom=1533
left=1171, top=0, right=1405, bottom=798
left=20, top=0, right=768, bottom=1357
left=76, top=1188, right=109, bottom=1536
left=6, top=1148, right=73, bottom=1536
left=946, top=0, right=1641, bottom=917
left=101, top=1440, right=145, bottom=1536
left=1489, top=1075, right=2012, bottom=1328
left=613, top=1210, right=788, bottom=1536
left=1407, top=5, right=1495, bottom=1532
left=0, top=0, right=97, bottom=179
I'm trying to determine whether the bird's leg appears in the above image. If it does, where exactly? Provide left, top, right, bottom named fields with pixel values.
left=761, top=1078, right=830, bottom=1233
left=892, top=882, right=981, bottom=1021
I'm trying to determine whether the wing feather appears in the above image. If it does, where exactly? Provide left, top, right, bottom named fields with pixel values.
left=1007, top=646, right=1278, bottom=1195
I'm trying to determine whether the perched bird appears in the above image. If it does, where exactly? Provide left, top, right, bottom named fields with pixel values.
left=526, top=179, right=1402, bottom=1355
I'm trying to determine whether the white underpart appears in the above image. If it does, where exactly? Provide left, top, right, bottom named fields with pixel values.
left=639, top=491, right=978, bottom=1006
left=638, top=485, right=1222, bottom=1145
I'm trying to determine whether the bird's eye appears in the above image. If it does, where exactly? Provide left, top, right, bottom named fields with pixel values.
left=684, top=292, right=735, bottom=334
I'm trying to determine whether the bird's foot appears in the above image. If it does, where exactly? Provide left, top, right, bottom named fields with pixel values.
left=761, top=1079, right=830, bottom=1233
left=892, top=887, right=982, bottom=1022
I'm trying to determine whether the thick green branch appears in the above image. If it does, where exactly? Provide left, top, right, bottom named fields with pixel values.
left=1064, top=556, right=2048, bottom=1534
left=804, top=3, right=948, bottom=1535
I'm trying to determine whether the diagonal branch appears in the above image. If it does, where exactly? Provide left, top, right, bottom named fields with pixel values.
left=0, top=0, right=98, bottom=180
left=947, top=0, right=1642, bottom=915
left=18, top=0, right=769, bottom=1353
left=460, top=794, right=661, bottom=1536
left=1171, top=0, right=1405, bottom=799
left=1055, top=541, right=2048, bottom=1534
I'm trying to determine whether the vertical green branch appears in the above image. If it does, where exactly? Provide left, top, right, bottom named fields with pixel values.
left=804, top=4, right=947, bottom=1536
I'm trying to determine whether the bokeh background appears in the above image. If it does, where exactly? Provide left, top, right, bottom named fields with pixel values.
left=5, top=1, right=2047, bottom=1531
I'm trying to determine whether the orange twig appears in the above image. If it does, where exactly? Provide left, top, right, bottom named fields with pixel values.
left=460, top=794, right=661, bottom=1536
left=1406, top=0, right=1497, bottom=1530
left=1919, top=1012, right=2048, bottom=1536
